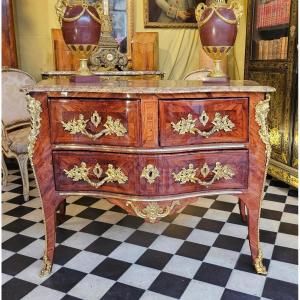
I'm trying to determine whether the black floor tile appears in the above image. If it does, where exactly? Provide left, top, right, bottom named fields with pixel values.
left=61, top=295, right=82, bottom=300
left=234, top=254, right=270, bottom=274
left=284, top=204, right=298, bottom=214
left=181, top=205, right=208, bottom=217
left=117, top=215, right=144, bottom=229
left=272, top=246, right=298, bottom=265
left=221, top=289, right=260, bottom=300
left=42, top=267, right=86, bottom=293
left=136, top=249, right=172, bottom=270
left=227, top=213, right=248, bottom=226
left=269, top=180, right=290, bottom=188
left=2, top=278, right=37, bottom=300
left=196, top=218, right=225, bottom=233
left=2, top=254, right=35, bottom=276
left=260, top=208, right=282, bottom=221
left=210, top=201, right=235, bottom=212
left=73, top=196, right=99, bottom=207
left=6, top=195, right=27, bottom=205
left=278, top=222, right=298, bottom=236
left=102, top=282, right=144, bottom=300
left=194, top=262, right=232, bottom=286
left=77, top=207, right=105, bottom=220
left=161, top=213, right=179, bottom=223
left=53, top=245, right=81, bottom=265
left=4, top=206, right=35, bottom=218
left=259, top=229, right=277, bottom=244
left=110, top=205, right=127, bottom=214
left=288, top=189, right=298, bottom=197
left=2, top=219, right=36, bottom=233
left=176, top=241, right=210, bottom=261
left=56, top=228, right=77, bottom=244
left=213, top=235, right=245, bottom=252
left=264, top=193, right=287, bottom=203
left=262, top=278, right=298, bottom=300
left=91, top=258, right=131, bottom=280
left=162, top=224, right=193, bottom=240
left=2, top=234, right=35, bottom=252
left=149, top=272, right=190, bottom=298
left=125, top=230, right=158, bottom=247
left=80, top=221, right=112, bottom=235
left=85, top=237, right=121, bottom=256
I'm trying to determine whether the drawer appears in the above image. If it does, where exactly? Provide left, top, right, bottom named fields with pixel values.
left=162, top=150, right=248, bottom=194
left=53, top=151, right=139, bottom=194
left=159, top=98, right=248, bottom=146
left=49, top=99, right=141, bottom=146
left=53, top=150, right=248, bottom=195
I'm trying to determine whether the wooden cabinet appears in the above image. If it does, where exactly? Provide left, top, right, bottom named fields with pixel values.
left=244, top=0, right=298, bottom=187
left=2, top=0, right=18, bottom=68
left=26, top=79, right=274, bottom=277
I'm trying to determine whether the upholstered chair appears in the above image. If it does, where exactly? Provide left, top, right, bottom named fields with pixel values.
left=2, top=68, right=36, bottom=201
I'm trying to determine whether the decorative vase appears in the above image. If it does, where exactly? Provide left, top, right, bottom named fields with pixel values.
left=55, top=0, right=102, bottom=82
left=195, top=0, right=243, bottom=82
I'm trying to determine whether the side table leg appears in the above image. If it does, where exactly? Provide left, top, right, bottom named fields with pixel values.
left=240, top=194, right=267, bottom=275
left=238, top=199, right=247, bottom=223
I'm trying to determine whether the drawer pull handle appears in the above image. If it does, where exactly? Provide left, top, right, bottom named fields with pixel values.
left=126, top=201, right=180, bottom=223
left=171, top=112, right=235, bottom=137
left=61, top=112, right=127, bottom=140
left=64, top=162, right=128, bottom=188
left=172, top=162, right=234, bottom=187
left=141, top=164, right=160, bottom=184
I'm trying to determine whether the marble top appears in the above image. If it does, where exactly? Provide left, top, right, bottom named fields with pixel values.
left=41, top=70, right=165, bottom=76
left=23, top=78, right=276, bottom=94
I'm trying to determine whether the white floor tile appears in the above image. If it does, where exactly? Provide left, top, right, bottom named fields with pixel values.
left=149, top=235, right=184, bottom=254
left=64, top=251, right=105, bottom=273
left=204, top=247, right=240, bottom=269
left=226, top=270, right=266, bottom=297
left=96, top=210, right=126, bottom=224
left=220, top=223, right=248, bottom=239
left=101, top=225, right=135, bottom=241
left=138, top=221, right=169, bottom=234
left=203, top=209, right=231, bottom=222
left=20, top=223, right=44, bottom=239
left=59, top=217, right=92, bottom=231
left=61, top=232, right=98, bottom=250
left=18, top=239, right=45, bottom=259
left=119, top=264, right=160, bottom=289
left=68, top=274, right=115, bottom=300
left=22, top=285, right=65, bottom=300
left=172, top=213, right=201, bottom=228
left=275, top=232, right=298, bottom=249
left=268, top=260, right=298, bottom=284
left=280, top=212, right=298, bottom=224
left=140, top=290, right=176, bottom=300
left=181, top=280, right=224, bottom=300
left=109, top=242, right=146, bottom=263
left=163, top=255, right=201, bottom=278
left=187, top=228, right=218, bottom=246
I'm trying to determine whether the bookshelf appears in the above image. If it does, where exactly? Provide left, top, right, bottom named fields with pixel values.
left=245, top=0, right=298, bottom=187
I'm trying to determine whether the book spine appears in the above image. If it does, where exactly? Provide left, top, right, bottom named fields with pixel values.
left=269, top=39, right=274, bottom=59
left=284, top=36, right=289, bottom=58
left=258, top=40, right=263, bottom=59
left=280, top=37, right=285, bottom=59
left=256, top=3, right=261, bottom=28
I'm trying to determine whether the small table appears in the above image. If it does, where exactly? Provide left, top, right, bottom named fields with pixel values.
left=24, top=79, right=275, bottom=277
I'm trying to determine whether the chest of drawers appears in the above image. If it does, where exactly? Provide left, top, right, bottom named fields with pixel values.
left=24, top=79, right=274, bottom=277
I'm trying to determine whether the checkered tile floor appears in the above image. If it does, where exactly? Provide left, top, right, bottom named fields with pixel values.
left=2, top=162, right=298, bottom=300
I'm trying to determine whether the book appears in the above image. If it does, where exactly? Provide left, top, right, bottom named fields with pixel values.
left=258, top=40, right=263, bottom=59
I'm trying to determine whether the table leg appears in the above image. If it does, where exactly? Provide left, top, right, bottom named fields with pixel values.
left=238, top=199, right=247, bottom=223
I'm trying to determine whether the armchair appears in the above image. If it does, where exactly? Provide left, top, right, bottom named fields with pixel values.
left=2, top=68, right=36, bottom=201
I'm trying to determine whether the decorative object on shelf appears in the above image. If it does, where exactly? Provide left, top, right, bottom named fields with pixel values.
left=55, top=0, right=102, bottom=82
left=172, top=162, right=235, bottom=186
left=89, top=0, right=128, bottom=70
left=61, top=112, right=127, bottom=140
left=131, top=32, right=159, bottom=71
left=195, top=0, right=243, bottom=82
left=171, top=112, right=235, bottom=137
left=64, top=162, right=128, bottom=188
left=244, top=0, right=297, bottom=187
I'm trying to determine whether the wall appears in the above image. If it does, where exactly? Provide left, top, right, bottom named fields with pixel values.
left=13, top=0, right=247, bottom=80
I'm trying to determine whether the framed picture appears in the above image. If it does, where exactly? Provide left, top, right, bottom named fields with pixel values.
left=144, top=0, right=205, bottom=28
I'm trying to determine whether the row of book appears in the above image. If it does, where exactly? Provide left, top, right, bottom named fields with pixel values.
left=256, top=0, right=291, bottom=28
left=257, top=37, right=288, bottom=60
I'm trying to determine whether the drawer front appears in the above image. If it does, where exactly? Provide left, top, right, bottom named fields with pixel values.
left=53, top=151, right=139, bottom=193
left=50, top=99, right=141, bottom=146
left=159, top=98, right=248, bottom=146
left=162, top=150, right=248, bottom=194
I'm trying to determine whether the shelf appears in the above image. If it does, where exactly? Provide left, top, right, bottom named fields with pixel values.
left=257, top=23, right=289, bottom=32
